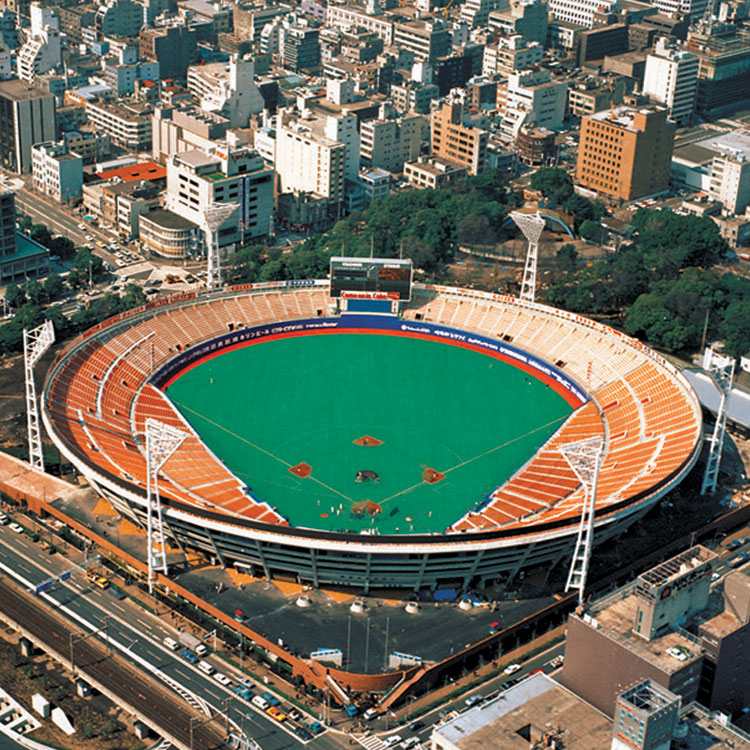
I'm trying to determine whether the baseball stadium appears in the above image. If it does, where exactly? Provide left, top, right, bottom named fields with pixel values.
left=40, top=259, right=704, bottom=592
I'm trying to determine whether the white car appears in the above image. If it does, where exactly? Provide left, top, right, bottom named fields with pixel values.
left=383, top=736, right=403, bottom=748
left=77, top=223, right=86, bottom=230
left=9, top=522, right=24, bottom=534
left=465, top=695, right=483, bottom=707
left=213, top=672, right=232, bottom=686
left=503, top=663, right=521, bottom=675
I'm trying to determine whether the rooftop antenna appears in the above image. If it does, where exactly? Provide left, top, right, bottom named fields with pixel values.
left=511, top=211, right=545, bottom=304
left=700, top=347, right=734, bottom=495
left=560, top=436, right=604, bottom=607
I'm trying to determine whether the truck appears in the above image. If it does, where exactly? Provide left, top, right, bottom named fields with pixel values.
left=345, top=705, right=359, bottom=717
left=178, top=632, right=208, bottom=657
left=729, top=552, right=750, bottom=569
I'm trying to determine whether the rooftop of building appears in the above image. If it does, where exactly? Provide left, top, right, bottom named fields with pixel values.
left=97, top=161, right=167, bottom=182
left=7, top=232, right=48, bottom=260
left=434, top=673, right=612, bottom=750
left=638, top=545, right=715, bottom=589
left=88, top=98, right=153, bottom=119
left=174, top=149, right=219, bottom=169
left=588, top=104, right=666, bottom=130
left=406, top=156, right=466, bottom=175
left=142, top=208, right=196, bottom=230
left=0, top=78, right=52, bottom=101
left=583, top=590, right=702, bottom=673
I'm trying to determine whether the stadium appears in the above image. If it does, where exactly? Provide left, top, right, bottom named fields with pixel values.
left=41, top=261, right=703, bottom=593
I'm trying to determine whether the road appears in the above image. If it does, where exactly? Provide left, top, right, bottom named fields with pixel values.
left=0, top=521, right=349, bottom=750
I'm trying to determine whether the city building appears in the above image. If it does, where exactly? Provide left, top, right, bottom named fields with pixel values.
left=167, top=140, right=273, bottom=250
left=390, top=80, right=439, bottom=114
left=17, top=2, right=61, bottom=82
left=649, top=0, right=708, bottom=20
left=689, top=24, right=750, bottom=118
left=139, top=23, right=198, bottom=79
left=233, top=1, right=289, bottom=46
left=709, top=149, right=750, bottom=215
left=152, top=105, right=229, bottom=163
left=642, top=38, right=698, bottom=126
left=482, top=35, right=543, bottom=77
left=325, top=5, right=393, bottom=45
left=61, top=130, right=110, bottom=165
left=558, top=545, right=750, bottom=719
left=31, top=140, right=82, bottom=204
left=613, top=681, right=681, bottom=750
left=576, top=105, right=675, bottom=201
left=431, top=99, right=488, bottom=176
left=357, top=166, right=391, bottom=206
left=393, top=19, right=451, bottom=62
left=275, top=112, right=345, bottom=207
left=499, top=68, right=568, bottom=143
left=432, top=672, right=613, bottom=750
left=98, top=179, right=161, bottom=239
left=576, top=24, right=628, bottom=66
left=95, top=0, right=143, bottom=38
left=0, top=189, right=49, bottom=283
left=547, top=0, right=620, bottom=28
left=516, top=125, right=556, bottom=166
left=487, top=0, right=548, bottom=45
left=359, top=109, right=425, bottom=173
left=281, top=24, right=320, bottom=72
left=568, top=75, right=629, bottom=117
left=85, top=99, right=153, bottom=151
left=187, top=56, right=264, bottom=127
left=460, top=0, right=501, bottom=28
left=404, top=156, right=468, bottom=189
left=139, top=208, right=199, bottom=259
left=0, top=79, right=56, bottom=173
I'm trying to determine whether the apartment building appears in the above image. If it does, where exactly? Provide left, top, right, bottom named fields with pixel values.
left=275, top=114, right=345, bottom=205
left=325, top=5, right=393, bottom=45
left=404, top=157, right=468, bottom=189
left=431, top=100, right=488, bottom=176
left=576, top=105, right=675, bottom=200
left=709, top=150, right=750, bottom=215
left=499, top=68, right=568, bottom=143
left=152, top=105, right=229, bottom=164
left=360, top=111, right=425, bottom=173
left=483, top=35, right=543, bottom=76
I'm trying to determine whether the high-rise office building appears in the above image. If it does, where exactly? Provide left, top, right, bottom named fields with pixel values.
left=431, top=99, right=488, bottom=175
left=576, top=105, right=675, bottom=200
left=0, top=79, right=56, bottom=173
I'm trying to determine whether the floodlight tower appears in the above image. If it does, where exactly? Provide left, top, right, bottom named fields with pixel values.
left=560, top=436, right=604, bottom=607
left=145, top=418, right=186, bottom=592
left=510, top=211, right=545, bottom=304
left=701, top=347, right=735, bottom=495
left=203, top=202, right=239, bottom=291
left=24, top=320, right=55, bottom=470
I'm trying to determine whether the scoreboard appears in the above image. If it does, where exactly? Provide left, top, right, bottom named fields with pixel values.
left=330, top=257, right=413, bottom=301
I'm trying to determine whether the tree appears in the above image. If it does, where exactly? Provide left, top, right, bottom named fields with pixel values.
left=722, top=299, right=750, bottom=358
left=259, top=259, right=285, bottom=281
left=579, top=220, right=603, bottom=244
left=457, top=213, right=496, bottom=248
left=30, top=224, right=52, bottom=248
left=556, top=243, right=578, bottom=273
left=530, top=168, right=573, bottom=204
left=4, top=284, right=25, bottom=308
left=23, top=278, right=43, bottom=305
left=43, top=274, right=65, bottom=301
left=563, top=193, right=596, bottom=229
left=48, top=235, right=76, bottom=260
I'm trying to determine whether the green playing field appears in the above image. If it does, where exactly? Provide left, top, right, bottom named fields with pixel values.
left=164, top=332, right=573, bottom=534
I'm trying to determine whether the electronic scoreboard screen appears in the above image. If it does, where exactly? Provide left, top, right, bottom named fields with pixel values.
left=330, top=257, right=413, bottom=301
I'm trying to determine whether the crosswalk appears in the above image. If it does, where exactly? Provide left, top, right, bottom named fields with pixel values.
left=355, top=733, right=389, bottom=750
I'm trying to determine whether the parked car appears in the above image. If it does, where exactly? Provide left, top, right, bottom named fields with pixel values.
left=503, top=663, right=521, bottom=675
left=465, top=695, right=483, bottom=707
left=213, top=672, right=232, bottom=686
left=383, top=736, right=403, bottom=747
left=8, top=522, right=24, bottom=534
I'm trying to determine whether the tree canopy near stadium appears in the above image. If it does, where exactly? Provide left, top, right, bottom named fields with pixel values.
left=546, top=207, right=750, bottom=356
left=228, top=168, right=521, bottom=282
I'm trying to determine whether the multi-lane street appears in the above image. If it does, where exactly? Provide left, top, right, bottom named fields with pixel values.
left=0, top=520, right=346, bottom=750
